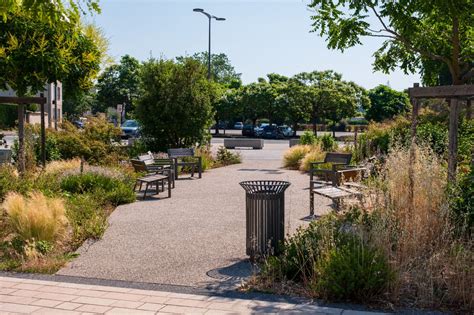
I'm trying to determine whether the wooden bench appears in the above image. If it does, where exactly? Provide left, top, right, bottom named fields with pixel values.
left=309, top=180, right=364, bottom=216
left=131, top=158, right=175, bottom=188
left=137, top=152, right=176, bottom=187
left=309, top=152, right=353, bottom=184
left=224, top=138, right=264, bottom=149
left=168, top=148, right=202, bottom=179
left=134, top=174, right=171, bottom=199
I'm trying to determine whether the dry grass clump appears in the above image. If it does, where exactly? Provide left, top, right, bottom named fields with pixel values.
left=44, top=158, right=81, bottom=174
left=369, top=145, right=473, bottom=310
left=2, top=192, right=69, bottom=243
left=283, top=145, right=312, bottom=169
left=299, top=145, right=325, bottom=172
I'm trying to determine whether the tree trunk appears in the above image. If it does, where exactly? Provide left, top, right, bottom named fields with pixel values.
left=332, top=121, right=336, bottom=138
left=17, top=104, right=25, bottom=174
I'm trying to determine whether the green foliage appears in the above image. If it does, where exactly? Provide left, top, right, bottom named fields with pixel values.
left=314, top=236, right=392, bottom=301
left=262, top=210, right=393, bottom=301
left=366, top=85, right=410, bottom=122
left=319, top=134, right=336, bottom=151
left=451, top=168, right=474, bottom=236
left=308, top=0, right=474, bottom=85
left=0, top=11, right=102, bottom=97
left=60, top=172, right=135, bottom=206
left=37, top=117, right=124, bottom=165
left=216, top=146, right=241, bottom=166
left=136, top=58, right=215, bottom=151
left=176, top=52, right=241, bottom=85
left=66, top=194, right=108, bottom=246
left=95, top=55, right=141, bottom=114
left=300, top=131, right=317, bottom=145
left=0, top=104, right=17, bottom=129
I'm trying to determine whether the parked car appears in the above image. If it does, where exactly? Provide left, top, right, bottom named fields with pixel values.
left=254, top=123, right=269, bottom=137
left=262, top=125, right=284, bottom=139
left=242, top=124, right=255, bottom=137
left=234, top=122, right=244, bottom=130
left=121, top=120, right=140, bottom=138
left=279, top=125, right=293, bottom=137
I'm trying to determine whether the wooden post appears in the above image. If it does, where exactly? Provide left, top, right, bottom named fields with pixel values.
left=17, top=103, right=25, bottom=173
left=467, top=99, right=472, bottom=120
left=408, top=85, right=419, bottom=210
left=40, top=93, right=46, bottom=168
left=448, top=98, right=460, bottom=183
left=354, top=126, right=358, bottom=150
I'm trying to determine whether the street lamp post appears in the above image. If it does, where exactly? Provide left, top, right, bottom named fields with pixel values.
left=193, top=8, right=225, bottom=80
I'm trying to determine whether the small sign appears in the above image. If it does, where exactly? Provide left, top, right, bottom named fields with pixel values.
left=116, top=104, right=123, bottom=112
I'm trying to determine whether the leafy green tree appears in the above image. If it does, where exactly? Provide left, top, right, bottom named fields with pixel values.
left=176, top=52, right=241, bottom=85
left=276, top=79, right=312, bottom=136
left=95, top=55, right=141, bottom=114
left=308, top=0, right=474, bottom=85
left=0, top=9, right=102, bottom=172
left=135, top=58, right=215, bottom=151
left=240, top=81, right=281, bottom=126
left=366, top=85, right=410, bottom=122
left=63, top=24, right=111, bottom=117
left=0, top=0, right=100, bottom=23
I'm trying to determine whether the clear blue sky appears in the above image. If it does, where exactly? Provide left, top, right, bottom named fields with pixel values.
left=90, top=0, right=420, bottom=91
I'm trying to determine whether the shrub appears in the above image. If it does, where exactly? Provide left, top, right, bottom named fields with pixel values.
left=66, top=194, right=107, bottom=246
left=300, top=131, right=317, bottom=145
left=216, top=146, right=241, bottom=166
left=60, top=172, right=135, bottom=206
left=0, top=166, right=18, bottom=201
left=283, top=145, right=312, bottom=169
left=261, top=210, right=393, bottom=302
left=31, top=117, right=124, bottom=166
left=319, top=134, right=336, bottom=151
left=196, top=146, right=214, bottom=170
left=299, top=146, right=325, bottom=172
left=314, top=236, right=393, bottom=301
left=2, top=192, right=68, bottom=243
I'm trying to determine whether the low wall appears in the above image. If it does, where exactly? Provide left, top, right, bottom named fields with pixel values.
left=289, top=139, right=300, bottom=147
left=224, top=138, right=264, bottom=149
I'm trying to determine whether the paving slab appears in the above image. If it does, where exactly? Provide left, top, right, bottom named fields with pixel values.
left=0, top=276, right=390, bottom=314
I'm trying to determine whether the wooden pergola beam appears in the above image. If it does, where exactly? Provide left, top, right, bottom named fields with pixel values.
left=407, top=83, right=474, bottom=184
left=408, top=84, right=474, bottom=99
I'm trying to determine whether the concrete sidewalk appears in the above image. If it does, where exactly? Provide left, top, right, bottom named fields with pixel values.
left=0, top=275, right=389, bottom=314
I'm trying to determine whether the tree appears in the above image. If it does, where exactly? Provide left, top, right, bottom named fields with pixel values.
left=366, top=85, right=410, bottom=122
left=0, top=10, right=102, bottom=172
left=94, top=55, right=141, bottom=115
left=277, top=79, right=312, bottom=136
left=135, top=58, right=215, bottom=151
left=293, top=71, right=342, bottom=135
left=63, top=24, right=111, bottom=117
left=239, top=81, right=281, bottom=126
left=308, top=0, right=474, bottom=85
left=176, top=52, right=241, bottom=85
left=0, top=0, right=100, bottom=24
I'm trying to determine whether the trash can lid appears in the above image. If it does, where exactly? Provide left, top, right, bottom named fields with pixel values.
left=240, top=180, right=291, bottom=194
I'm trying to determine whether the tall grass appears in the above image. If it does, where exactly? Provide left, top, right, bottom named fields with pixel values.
left=282, top=145, right=312, bottom=169
left=370, top=145, right=473, bottom=310
left=299, top=145, right=325, bottom=172
left=2, top=192, right=68, bottom=243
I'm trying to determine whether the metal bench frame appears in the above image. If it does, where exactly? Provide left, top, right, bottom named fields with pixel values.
left=167, top=148, right=202, bottom=179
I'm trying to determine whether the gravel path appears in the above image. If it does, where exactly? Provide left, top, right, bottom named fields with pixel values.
left=58, top=141, right=331, bottom=289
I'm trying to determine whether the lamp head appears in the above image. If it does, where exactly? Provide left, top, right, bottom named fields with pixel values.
left=215, top=17, right=226, bottom=21
left=193, top=8, right=204, bottom=12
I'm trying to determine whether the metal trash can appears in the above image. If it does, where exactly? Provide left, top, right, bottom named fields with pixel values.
left=240, top=180, right=291, bottom=260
